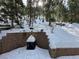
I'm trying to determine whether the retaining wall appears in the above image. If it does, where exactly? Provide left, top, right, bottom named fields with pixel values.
left=0, top=32, right=49, bottom=54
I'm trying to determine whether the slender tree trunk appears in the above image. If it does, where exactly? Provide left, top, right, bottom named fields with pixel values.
left=49, top=20, right=51, bottom=26
left=11, top=19, right=14, bottom=28
left=29, top=0, right=32, bottom=27
left=47, top=0, right=52, bottom=26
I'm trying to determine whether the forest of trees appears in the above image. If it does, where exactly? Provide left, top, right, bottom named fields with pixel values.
left=44, top=0, right=79, bottom=24
left=0, top=0, right=25, bottom=27
left=0, top=0, right=79, bottom=27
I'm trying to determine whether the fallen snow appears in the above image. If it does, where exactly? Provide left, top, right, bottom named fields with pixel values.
left=63, top=23, right=79, bottom=37
left=0, top=18, right=49, bottom=40
left=57, top=55, right=79, bottom=59
left=0, top=46, right=51, bottom=59
left=72, top=23, right=79, bottom=28
left=48, top=26, right=79, bottom=49
left=1, top=18, right=79, bottom=59
left=1, top=46, right=79, bottom=59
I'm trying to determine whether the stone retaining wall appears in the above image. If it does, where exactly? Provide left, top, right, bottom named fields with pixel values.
left=49, top=48, right=79, bottom=58
left=0, top=32, right=49, bottom=54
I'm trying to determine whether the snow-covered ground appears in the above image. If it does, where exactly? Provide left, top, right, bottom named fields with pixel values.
left=48, top=25, right=79, bottom=49
left=1, top=46, right=79, bottom=59
left=0, top=46, right=51, bottom=59
left=0, top=18, right=51, bottom=40
left=0, top=18, right=79, bottom=59
left=57, top=56, right=79, bottom=59
left=62, top=23, right=79, bottom=37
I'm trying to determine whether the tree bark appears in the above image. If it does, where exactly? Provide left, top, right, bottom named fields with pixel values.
left=11, top=19, right=14, bottom=28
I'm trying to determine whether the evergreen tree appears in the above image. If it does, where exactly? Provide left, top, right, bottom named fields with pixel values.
left=68, top=0, right=79, bottom=23
left=54, top=0, right=67, bottom=22
left=44, top=0, right=54, bottom=26
left=44, top=0, right=69, bottom=23
left=0, top=0, right=25, bottom=27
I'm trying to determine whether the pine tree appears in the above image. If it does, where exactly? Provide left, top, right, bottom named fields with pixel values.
left=44, top=0, right=54, bottom=26
left=54, top=0, right=67, bottom=22
left=68, top=0, right=79, bottom=23
left=0, top=0, right=25, bottom=27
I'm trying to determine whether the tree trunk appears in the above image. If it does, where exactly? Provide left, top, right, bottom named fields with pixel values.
left=29, top=0, right=32, bottom=27
left=49, top=19, right=51, bottom=26
left=49, top=21, right=51, bottom=26
left=29, top=16, right=31, bottom=27
left=11, top=19, right=14, bottom=28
